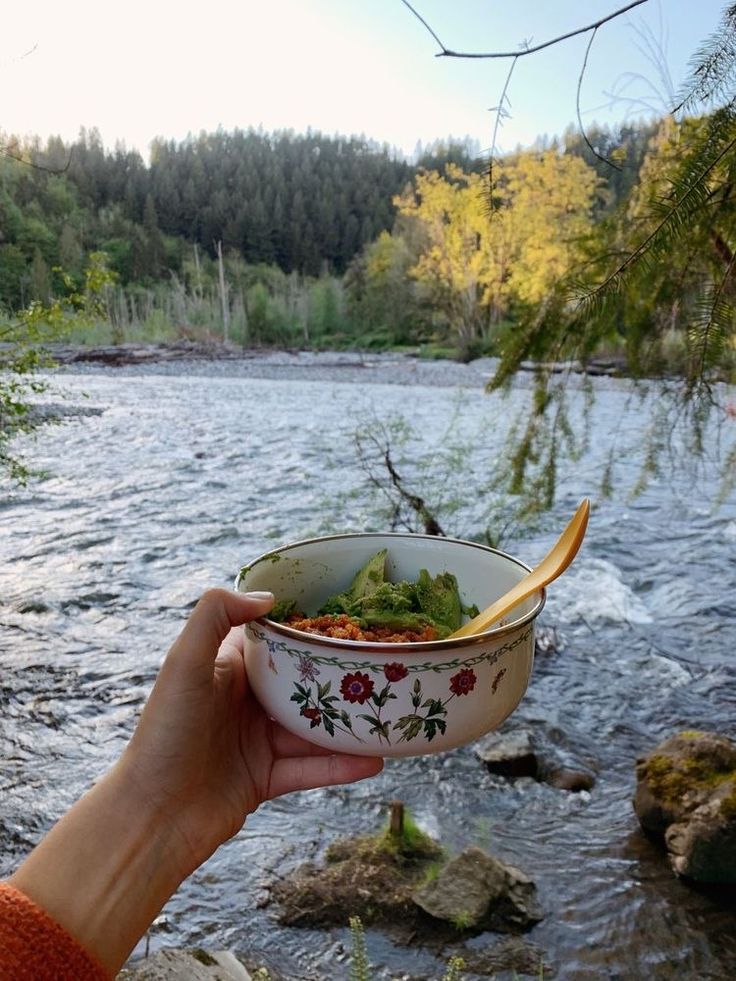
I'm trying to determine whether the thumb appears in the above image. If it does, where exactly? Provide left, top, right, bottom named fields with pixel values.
left=166, top=588, right=274, bottom=674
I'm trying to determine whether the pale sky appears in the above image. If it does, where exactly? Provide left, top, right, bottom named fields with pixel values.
left=2, top=0, right=728, bottom=160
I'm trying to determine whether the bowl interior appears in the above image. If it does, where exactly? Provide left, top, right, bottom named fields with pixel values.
left=237, top=533, right=542, bottom=630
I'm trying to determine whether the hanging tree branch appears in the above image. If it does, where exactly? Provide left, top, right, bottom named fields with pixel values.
left=0, top=142, right=72, bottom=175
left=401, top=0, right=650, bottom=185
left=399, top=0, right=650, bottom=60
left=1, top=41, right=72, bottom=174
left=576, top=27, right=622, bottom=171
left=355, top=428, right=446, bottom=536
left=487, top=56, right=518, bottom=200
left=584, top=131, right=736, bottom=301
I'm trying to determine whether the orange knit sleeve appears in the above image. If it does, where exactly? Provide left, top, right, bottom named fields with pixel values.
left=0, top=882, right=109, bottom=980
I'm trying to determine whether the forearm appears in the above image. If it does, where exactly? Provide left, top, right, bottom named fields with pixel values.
left=8, top=761, right=192, bottom=977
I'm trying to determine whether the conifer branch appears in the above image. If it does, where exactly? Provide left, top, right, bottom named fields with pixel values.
left=673, top=2, right=736, bottom=113
left=693, top=250, right=736, bottom=389
left=584, top=131, right=736, bottom=301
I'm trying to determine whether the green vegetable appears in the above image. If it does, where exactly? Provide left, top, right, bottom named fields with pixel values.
left=415, top=568, right=462, bottom=633
left=319, top=548, right=388, bottom=616
left=316, top=550, right=469, bottom=637
left=348, top=547, right=388, bottom=600
left=269, top=598, right=300, bottom=622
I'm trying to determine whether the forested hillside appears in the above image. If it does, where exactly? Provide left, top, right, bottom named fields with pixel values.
left=0, top=117, right=708, bottom=359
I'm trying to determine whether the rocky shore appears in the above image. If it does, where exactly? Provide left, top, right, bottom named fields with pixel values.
left=118, top=948, right=260, bottom=980
left=42, top=341, right=624, bottom=389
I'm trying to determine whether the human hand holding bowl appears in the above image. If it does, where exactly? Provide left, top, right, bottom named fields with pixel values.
left=237, top=533, right=548, bottom=758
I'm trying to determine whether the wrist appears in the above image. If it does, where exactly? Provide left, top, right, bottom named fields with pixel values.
left=9, top=763, right=189, bottom=975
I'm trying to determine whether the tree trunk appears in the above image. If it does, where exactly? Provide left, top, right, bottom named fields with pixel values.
left=216, top=240, right=229, bottom=344
left=193, top=243, right=203, bottom=300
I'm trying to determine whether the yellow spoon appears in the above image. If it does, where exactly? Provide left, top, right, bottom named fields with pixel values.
left=449, top=498, right=591, bottom=639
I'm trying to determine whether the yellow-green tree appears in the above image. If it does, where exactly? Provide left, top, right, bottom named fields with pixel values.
left=394, top=155, right=598, bottom=349
left=345, top=229, right=428, bottom=344
left=501, top=150, right=600, bottom=306
left=395, top=165, right=514, bottom=345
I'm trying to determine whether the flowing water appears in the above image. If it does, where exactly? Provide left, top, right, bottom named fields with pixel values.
left=1, top=353, right=735, bottom=980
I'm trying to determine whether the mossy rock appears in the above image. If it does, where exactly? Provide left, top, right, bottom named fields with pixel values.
left=635, top=731, right=736, bottom=829
left=269, top=820, right=543, bottom=948
left=270, top=826, right=445, bottom=936
left=634, top=731, right=736, bottom=883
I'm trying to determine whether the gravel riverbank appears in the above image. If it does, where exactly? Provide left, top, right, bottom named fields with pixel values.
left=49, top=344, right=499, bottom=389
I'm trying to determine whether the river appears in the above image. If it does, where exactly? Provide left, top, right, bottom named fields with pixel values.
left=1, top=352, right=735, bottom=980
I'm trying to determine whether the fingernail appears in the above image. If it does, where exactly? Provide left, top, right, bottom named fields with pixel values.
left=243, top=590, right=274, bottom=601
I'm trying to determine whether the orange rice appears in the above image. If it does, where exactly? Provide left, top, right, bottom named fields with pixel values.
left=285, top=613, right=439, bottom=644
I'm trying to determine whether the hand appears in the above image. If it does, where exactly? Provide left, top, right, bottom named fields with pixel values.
left=118, top=588, right=384, bottom=877
left=9, top=589, right=383, bottom=975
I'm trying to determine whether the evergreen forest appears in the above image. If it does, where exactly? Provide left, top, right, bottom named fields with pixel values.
left=1, top=106, right=734, bottom=392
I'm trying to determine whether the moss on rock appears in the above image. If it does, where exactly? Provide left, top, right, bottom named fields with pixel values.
left=639, top=751, right=734, bottom=809
left=719, top=783, right=736, bottom=821
left=634, top=731, right=736, bottom=884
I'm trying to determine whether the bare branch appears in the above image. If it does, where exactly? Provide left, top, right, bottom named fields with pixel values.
left=355, top=427, right=446, bottom=536
left=576, top=28, right=623, bottom=171
left=0, top=143, right=72, bottom=174
left=381, top=443, right=446, bottom=536
left=400, top=0, right=650, bottom=60
left=488, top=56, right=518, bottom=202
left=0, top=41, right=38, bottom=70
left=398, top=0, right=445, bottom=51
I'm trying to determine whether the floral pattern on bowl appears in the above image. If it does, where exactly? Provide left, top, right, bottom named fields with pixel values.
left=245, top=620, right=533, bottom=755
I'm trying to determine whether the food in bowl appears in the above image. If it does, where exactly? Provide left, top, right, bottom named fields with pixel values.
left=236, top=533, right=545, bottom=758
left=269, top=548, right=480, bottom=643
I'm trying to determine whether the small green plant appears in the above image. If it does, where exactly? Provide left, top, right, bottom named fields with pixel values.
left=380, top=804, right=442, bottom=861
left=442, top=957, right=466, bottom=981
left=349, top=916, right=371, bottom=981
left=421, top=859, right=444, bottom=884
left=450, top=909, right=473, bottom=931
left=349, top=915, right=466, bottom=980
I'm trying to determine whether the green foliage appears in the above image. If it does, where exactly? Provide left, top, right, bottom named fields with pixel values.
left=450, top=909, right=473, bottom=931
left=344, top=230, right=431, bottom=346
left=348, top=915, right=466, bottom=981
left=380, top=809, right=441, bottom=860
left=348, top=916, right=371, bottom=981
left=0, top=252, right=115, bottom=481
left=676, top=3, right=736, bottom=113
left=442, top=957, right=466, bottom=981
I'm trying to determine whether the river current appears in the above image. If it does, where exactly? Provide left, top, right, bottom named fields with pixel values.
left=1, top=352, right=735, bottom=980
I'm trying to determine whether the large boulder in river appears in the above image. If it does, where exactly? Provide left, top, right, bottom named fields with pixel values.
left=412, top=846, right=543, bottom=933
left=634, top=731, right=736, bottom=883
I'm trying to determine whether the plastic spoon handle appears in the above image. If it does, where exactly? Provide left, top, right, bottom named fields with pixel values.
left=449, top=498, right=590, bottom=639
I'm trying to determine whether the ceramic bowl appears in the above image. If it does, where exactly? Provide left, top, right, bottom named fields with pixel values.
left=236, top=533, right=544, bottom=758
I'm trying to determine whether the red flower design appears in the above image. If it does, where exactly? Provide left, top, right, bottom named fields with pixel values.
left=340, top=671, right=374, bottom=704
left=384, top=662, right=408, bottom=683
left=449, top=667, right=476, bottom=696
left=301, top=707, right=322, bottom=728
left=491, top=668, right=506, bottom=694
